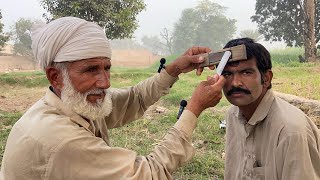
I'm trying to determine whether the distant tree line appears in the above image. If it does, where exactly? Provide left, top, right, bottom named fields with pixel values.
left=146, top=0, right=319, bottom=62
left=40, top=0, right=146, bottom=40
left=0, top=10, right=9, bottom=52
left=141, top=0, right=236, bottom=55
left=252, top=0, right=319, bottom=62
left=2, top=0, right=319, bottom=62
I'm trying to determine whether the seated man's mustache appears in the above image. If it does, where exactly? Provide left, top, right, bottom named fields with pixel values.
left=227, top=87, right=251, bottom=96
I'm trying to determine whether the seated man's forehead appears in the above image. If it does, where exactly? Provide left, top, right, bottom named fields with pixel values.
left=227, top=61, right=240, bottom=67
left=227, top=58, right=257, bottom=67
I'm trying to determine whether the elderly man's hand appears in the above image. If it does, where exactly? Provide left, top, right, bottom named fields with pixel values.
left=187, top=74, right=226, bottom=117
left=165, top=46, right=211, bottom=77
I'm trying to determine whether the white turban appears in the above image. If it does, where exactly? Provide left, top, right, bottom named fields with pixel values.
left=31, top=17, right=112, bottom=70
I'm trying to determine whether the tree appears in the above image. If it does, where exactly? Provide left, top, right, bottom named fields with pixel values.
left=40, top=0, right=146, bottom=40
left=160, top=28, right=174, bottom=55
left=303, top=0, right=317, bottom=61
left=141, top=35, right=167, bottom=55
left=171, top=9, right=197, bottom=54
left=0, top=10, right=9, bottom=52
left=239, top=29, right=263, bottom=42
left=251, top=0, right=319, bottom=62
left=10, top=18, right=37, bottom=56
left=172, top=0, right=236, bottom=54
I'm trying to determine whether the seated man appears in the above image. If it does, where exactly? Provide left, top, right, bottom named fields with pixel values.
left=0, top=17, right=226, bottom=180
left=222, top=38, right=320, bottom=180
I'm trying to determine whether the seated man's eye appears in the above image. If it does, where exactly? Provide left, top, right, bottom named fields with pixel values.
left=222, top=72, right=231, bottom=77
left=243, top=71, right=252, bottom=75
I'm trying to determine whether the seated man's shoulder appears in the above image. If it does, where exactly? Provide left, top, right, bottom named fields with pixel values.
left=271, top=96, right=317, bottom=135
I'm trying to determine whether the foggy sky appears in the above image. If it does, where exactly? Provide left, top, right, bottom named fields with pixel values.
left=0, top=0, right=257, bottom=40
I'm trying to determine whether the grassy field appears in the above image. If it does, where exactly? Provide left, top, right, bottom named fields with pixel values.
left=0, top=48, right=319, bottom=179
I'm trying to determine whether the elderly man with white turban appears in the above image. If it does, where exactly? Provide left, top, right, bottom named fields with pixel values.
left=1, top=17, right=226, bottom=180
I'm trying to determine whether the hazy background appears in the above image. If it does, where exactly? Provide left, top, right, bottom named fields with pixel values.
left=0, top=0, right=285, bottom=49
left=0, top=0, right=255, bottom=37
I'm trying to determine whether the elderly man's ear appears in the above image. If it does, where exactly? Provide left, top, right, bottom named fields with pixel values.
left=45, top=67, right=64, bottom=90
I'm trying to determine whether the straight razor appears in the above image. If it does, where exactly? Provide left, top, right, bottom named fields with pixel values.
left=216, top=51, right=231, bottom=75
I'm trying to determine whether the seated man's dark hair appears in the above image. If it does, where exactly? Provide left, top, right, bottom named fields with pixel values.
left=224, top=38, right=272, bottom=89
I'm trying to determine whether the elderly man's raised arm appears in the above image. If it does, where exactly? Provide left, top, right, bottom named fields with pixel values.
left=106, top=46, right=211, bottom=128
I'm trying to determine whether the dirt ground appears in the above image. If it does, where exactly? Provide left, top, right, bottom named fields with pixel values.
left=0, top=85, right=47, bottom=112
left=0, top=46, right=161, bottom=112
left=0, top=48, right=161, bottom=72
left=112, top=49, right=161, bottom=67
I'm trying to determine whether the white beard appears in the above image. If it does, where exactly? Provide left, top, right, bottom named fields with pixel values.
left=60, top=70, right=112, bottom=121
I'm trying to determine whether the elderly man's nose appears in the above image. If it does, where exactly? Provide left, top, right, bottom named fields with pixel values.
left=96, top=72, right=110, bottom=89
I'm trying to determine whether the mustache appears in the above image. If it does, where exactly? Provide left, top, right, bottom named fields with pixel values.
left=85, top=89, right=106, bottom=96
left=227, top=87, right=251, bottom=96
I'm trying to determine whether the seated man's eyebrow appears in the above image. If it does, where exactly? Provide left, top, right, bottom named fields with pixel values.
left=222, top=69, right=232, bottom=73
left=240, top=68, right=255, bottom=72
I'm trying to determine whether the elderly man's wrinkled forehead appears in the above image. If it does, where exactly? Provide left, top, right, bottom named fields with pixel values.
left=78, top=57, right=111, bottom=62
left=65, top=56, right=111, bottom=69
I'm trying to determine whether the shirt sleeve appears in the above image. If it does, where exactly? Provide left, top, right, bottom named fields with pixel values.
left=275, top=132, right=320, bottom=180
left=106, top=70, right=178, bottom=128
left=48, top=112, right=197, bottom=180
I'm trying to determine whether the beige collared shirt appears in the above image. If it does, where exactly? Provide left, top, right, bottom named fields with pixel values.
left=224, top=90, right=320, bottom=180
left=1, top=70, right=198, bottom=180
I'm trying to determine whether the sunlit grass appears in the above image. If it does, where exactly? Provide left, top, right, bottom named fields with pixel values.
left=272, top=65, right=320, bottom=100
left=0, top=71, right=48, bottom=87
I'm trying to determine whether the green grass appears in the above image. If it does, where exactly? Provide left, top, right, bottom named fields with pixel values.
left=148, top=54, right=178, bottom=70
left=109, top=108, right=226, bottom=179
left=270, top=47, right=304, bottom=65
left=0, top=71, right=48, bottom=87
left=272, top=65, right=320, bottom=100
left=0, top=48, right=319, bottom=179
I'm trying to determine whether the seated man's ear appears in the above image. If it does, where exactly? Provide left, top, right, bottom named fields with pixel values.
left=45, top=67, right=64, bottom=90
left=262, top=70, right=273, bottom=88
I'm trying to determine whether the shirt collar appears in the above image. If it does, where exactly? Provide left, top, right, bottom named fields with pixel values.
left=246, top=90, right=275, bottom=126
left=44, top=87, right=90, bottom=129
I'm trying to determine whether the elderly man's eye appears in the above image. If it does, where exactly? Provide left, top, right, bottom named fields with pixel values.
left=104, top=66, right=111, bottom=72
left=85, top=67, right=98, bottom=73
